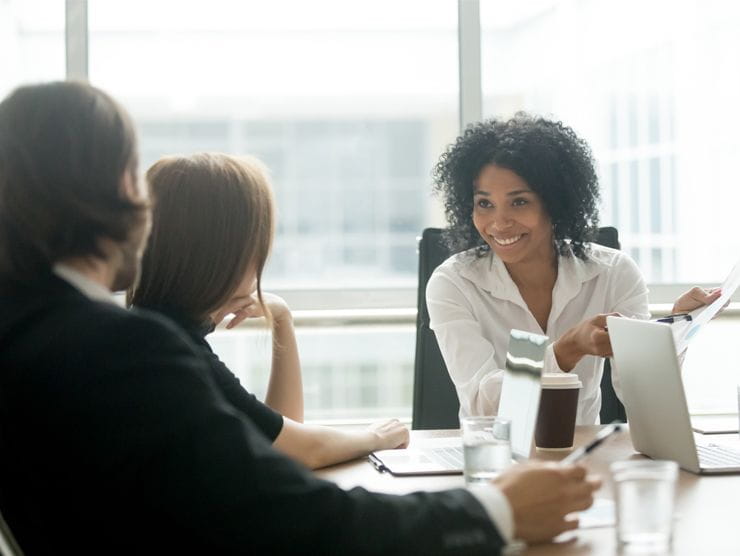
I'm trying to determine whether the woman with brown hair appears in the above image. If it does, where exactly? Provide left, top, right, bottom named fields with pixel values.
left=129, top=152, right=408, bottom=469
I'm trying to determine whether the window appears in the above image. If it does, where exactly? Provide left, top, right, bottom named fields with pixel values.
left=481, top=0, right=740, bottom=414
left=0, top=0, right=65, bottom=98
left=481, top=0, right=740, bottom=285
left=209, top=325, right=415, bottom=420
left=88, top=0, right=457, bottom=293
left=16, top=0, right=737, bottom=419
left=88, top=0, right=456, bottom=420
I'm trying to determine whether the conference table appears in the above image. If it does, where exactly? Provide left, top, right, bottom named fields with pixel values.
left=316, top=426, right=740, bottom=555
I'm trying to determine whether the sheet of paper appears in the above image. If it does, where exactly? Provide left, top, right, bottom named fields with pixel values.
left=569, top=499, right=680, bottom=531
left=575, top=498, right=615, bottom=529
left=510, top=499, right=618, bottom=552
left=672, top=257, right=740, bottom=354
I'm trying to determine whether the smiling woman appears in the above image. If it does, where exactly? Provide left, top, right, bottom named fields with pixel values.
left=472, top=166, right=554, bottom=274
left=427, top=113, right=650, bottom=425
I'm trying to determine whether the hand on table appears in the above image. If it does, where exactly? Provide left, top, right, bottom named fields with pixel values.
left=368, top=419, right=410, bottom=450
left=494, top=463, right=601, bottom=544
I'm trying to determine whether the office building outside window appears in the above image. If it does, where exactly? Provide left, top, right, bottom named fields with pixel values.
left=4, top=0, right=739, bottom=419
left=87, top=0, right=457, bottom=421
left=0, top=0, right=64, bottom=99
left=480, top=0, right=740, bottom=414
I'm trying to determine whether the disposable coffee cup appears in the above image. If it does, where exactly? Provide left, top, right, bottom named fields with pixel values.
left=535, top=373, right=582, bottom=451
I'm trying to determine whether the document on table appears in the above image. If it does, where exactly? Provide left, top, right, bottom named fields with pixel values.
left=504, top=500, right=618, bottom=553
left=672, top=257, right=740, bottom=354
left=576, top=498, right=615, bottom=529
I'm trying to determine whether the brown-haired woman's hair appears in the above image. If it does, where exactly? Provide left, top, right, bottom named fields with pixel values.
left=0, top=81, right=144, bottom=282
left=129, top=152, right=275, bottom=325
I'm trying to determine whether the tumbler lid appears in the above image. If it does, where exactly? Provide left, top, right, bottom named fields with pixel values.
left=541, top=373, right=582, bottom=389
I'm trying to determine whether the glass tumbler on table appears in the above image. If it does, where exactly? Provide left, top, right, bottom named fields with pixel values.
left=461, top=417, right=511, bottom=485
left=611, top=460, right=679, bottom=553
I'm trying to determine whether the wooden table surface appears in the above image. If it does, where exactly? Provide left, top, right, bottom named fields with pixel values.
left=316, top=426, right=740, bottom=555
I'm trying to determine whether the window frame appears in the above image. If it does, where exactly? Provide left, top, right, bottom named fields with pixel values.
left=64, top=0, right=728, bottom=311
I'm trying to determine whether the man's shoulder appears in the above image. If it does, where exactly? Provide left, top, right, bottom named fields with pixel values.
left=71, top=301, right=201, bottom=367
left=55, top=293, right=190, bottom=349
left=0, top=277, right=198, bottom=370
left=0, top=278, right=219, bottom=432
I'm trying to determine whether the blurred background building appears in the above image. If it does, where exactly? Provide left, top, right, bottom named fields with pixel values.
left=3, top=0, right=739, bottom=419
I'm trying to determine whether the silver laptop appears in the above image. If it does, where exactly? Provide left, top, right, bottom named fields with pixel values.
left=369, top=329, right=546, bottom=476
left=607, top=316, right=740, bottom=474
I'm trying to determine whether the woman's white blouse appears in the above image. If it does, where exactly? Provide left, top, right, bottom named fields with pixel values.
left=426, top=243, right=649, bottom=425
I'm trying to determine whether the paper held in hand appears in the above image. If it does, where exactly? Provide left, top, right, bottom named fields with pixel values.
left=672, top=258, right=740, bottom=354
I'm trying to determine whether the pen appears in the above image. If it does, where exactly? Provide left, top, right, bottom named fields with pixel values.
left=368, top=453, right=388, bottom=473
left=655, top=313, right=692, bottom=324
left=560, top=423, right=622, bottom=465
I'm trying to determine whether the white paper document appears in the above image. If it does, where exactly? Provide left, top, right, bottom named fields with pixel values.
left=672, top=257, right=740, bottom=354
left=576, top=498, right=615, bottom=529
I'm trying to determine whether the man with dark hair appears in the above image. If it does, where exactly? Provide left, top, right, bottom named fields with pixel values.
left=0, top=82, right=599, bottom=555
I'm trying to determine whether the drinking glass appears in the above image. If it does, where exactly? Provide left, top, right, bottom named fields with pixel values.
left=461, top=417, right=511, bottom=484
left=611, top=460, right=678, bottom=553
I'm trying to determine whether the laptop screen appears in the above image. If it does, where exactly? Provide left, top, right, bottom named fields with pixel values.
left=498, top=329, right=547, bottom=460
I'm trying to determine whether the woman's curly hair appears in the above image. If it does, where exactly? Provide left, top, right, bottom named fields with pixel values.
left=432, top=112, right=600, bottom=260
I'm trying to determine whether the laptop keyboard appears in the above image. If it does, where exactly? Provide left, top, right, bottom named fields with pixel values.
left=697, top=444, right=740, bottom=468
left=428, top=447, right=465, bottom=469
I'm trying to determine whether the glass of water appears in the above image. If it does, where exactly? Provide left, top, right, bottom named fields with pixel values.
left=611, top=460, right=679, bottom=553
left=461, top=417, right=512, bottom=485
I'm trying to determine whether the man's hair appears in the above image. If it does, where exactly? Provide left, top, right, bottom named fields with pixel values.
left=129, top=153, right=275, bottom=325
left=0, top=81, right=145, bottom=282
left=432, top=112, right=601, bottom=260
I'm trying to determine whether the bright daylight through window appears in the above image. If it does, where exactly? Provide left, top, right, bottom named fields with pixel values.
left=480, top=0, right=740, bottom=417
left=4, top=0, right=739, bottom=420
left=87, top=0, right=457, bottom=420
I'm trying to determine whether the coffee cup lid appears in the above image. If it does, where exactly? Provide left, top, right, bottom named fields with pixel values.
left=541, top=373, right=582, bottom=389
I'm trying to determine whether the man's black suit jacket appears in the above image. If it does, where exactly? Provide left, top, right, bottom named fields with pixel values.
left=0, top=274, right=505, bottom=555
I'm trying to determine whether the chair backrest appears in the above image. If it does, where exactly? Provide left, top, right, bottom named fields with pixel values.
left=593, top=229, right=628, bottom=424
left=412, top=226, right=626, bottom=430
left=412, top=228, right=460, bottom=430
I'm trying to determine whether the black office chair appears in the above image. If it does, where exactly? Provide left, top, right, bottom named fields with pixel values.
left=412, top=228, right=461, bottom=430
left=411, top=226, right=626, bottom=430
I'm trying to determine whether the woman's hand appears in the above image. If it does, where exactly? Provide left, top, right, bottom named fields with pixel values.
left=553, top=313, right=619, bottom=371
left=214, top=292, right=292, bottom=330
left=367, top=419, right=410, bottom=450
left=672, top=287, right=722, bottom=314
